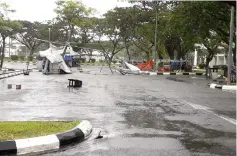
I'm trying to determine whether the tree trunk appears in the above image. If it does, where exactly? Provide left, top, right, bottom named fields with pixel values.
left=108, top=56, right=113, bottom=66
left=0, top=37, right=6, bottom=69
left=125, top=45, right=131, bottom=61
left=145, top=52, right=150, bottom=61
left=26, top=48, right=34, bottom=70
left=233, top=47, right=236, bottom=66
left=62, top=45, right=68, bottom=57
left=205, top=52, right=214, bottom=79
left=205, top=58, right=210, bottom=78
left=88, top=50, right=93, bottom=63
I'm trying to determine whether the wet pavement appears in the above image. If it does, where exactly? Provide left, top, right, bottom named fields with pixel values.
left=2, top=62, right=37, bottom=70
left=0, top=64, right=236, bottom=156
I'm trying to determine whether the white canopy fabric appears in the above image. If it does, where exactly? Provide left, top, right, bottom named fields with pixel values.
left=39, top=44, right=78, bottom=63
left=65, top=47, right=79, bottom=56
left=39, top=44, right=72, bottom=74
left=124, top=62, right=141, bottom=71
left=39, top=46, right=64, bottom=63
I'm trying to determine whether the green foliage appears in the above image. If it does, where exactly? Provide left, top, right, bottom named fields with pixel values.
left=36, top=55, right=43, bottom=61
left=54, top=0, right=94, bottom=42
left=95, top=10, right=126, bottom=64
left=0, top=2, right=22, bottom=68
left=1, top=1, right=235, bottom=67
left=27, top=56, right=33, bottom=61
left=12, top=21, right=46, bottom=55
left=90, top=58, right=96, bottom=63
left=79, top=58, right=86, bottom=63
left=11, top=55, right=18, bottom=61
left=112, top=60, right=117, bottom=64
left=19, top=56, right=25, bottom=61
left=198, top=63, right=205, bottom=69
left=169, top=1, right=234, bottom=66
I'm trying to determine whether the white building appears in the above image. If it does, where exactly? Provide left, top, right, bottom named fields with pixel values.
left=81, top=50, right=106, bottom=62
left=4, top=38, right=26, bottom=57
left=209, top=54, right=227, bottom=67
left=193, top=43, right=230, bottom=67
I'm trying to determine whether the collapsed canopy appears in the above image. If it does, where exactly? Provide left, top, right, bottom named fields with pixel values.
left=39, top=45, right=78, bottom=63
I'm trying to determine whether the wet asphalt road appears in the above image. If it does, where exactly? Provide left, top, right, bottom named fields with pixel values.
left=0, top=64, right=236, bottom=156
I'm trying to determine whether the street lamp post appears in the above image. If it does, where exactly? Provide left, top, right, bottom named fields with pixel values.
left=153, top=7, right=158, bottom=71
left=227, top=6, right=234, bottom=85
left=8, top=37, right=10, bottom=57
left=48, top=28, right=51, bottom=48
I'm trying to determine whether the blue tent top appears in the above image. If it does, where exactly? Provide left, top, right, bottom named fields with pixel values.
left=64, top=56, right=73, bottom=61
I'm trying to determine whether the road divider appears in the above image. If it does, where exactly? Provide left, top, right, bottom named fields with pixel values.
left=0, top=71, right=24, bottom=80
left=208, top=83, right=237, bottom=91
left=0, top=120, right=92, bottom=155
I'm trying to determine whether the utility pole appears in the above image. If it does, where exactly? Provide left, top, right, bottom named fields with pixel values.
left=227, top=6, right=234, bottom=85
left=49, top=28, right=51, bottom=48
left=8, top=37, right=10, bottom=57
left=153, top=7, right=158, bottom=71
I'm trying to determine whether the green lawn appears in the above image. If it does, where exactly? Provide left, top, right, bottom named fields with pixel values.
left=81, top=62, right=120, bottom=66
left=4, top=58, right=36, bottom=63
left=0, top=121, right=80, bottom=140
left=193, top=69, right=206, bottom=73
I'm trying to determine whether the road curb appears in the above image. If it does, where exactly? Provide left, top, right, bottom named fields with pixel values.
left=0, top=120, right=92, bottom=155
left=143, top=72, right=205, bottom=76
left=118, top=70, right=206, bottom=76
left=0, top=71, right=24, bottom=80
left=208, top=83, right=237, bottom=91
left=156, top=72, right=205, bottom=76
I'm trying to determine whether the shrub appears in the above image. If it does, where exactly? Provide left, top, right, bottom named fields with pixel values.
left=91, top=58, right=96, bottom=63
left=184, top=65, right=192, bottom=72
left=28, top=56, right=33, bottom=61
left=112, top=60, right=117, bottom=64
left=198, top=63, right=205, bottom=69
left=79, top=58, right=86, bottom=63
left=19, top=56, right=25, bottom=61
left=11, top=55, right=18, bottom=61
left=36, top=55, right=43, bottom=61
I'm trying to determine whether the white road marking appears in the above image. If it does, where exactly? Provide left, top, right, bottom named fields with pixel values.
left=184, top=101, right=236, bottom=125
left=185, top=101, right=210, bottom=110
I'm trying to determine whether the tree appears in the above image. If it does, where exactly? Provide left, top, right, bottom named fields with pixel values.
left=129, top=3, right=157, bottom=61
left=95, top=12, right=125, bottom=67
left=12, top=21, right=46, bottom=57
left=54, top=0, right=93, bottom=44
left=0, top=2, right=21, bottom=68
left=171, top=1, right=236, bottom=65
left=107, top=7, right=136, bottom=61
left=73, top=17, right=98, bottom=62
left=127, top=2, right=173, bottom=60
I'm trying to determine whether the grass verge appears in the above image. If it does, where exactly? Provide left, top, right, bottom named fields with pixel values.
left=193, top=69, right=206, bottom=73
left=0, top=121, right=80, bottom=140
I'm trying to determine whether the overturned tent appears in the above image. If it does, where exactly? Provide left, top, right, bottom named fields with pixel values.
left=115, top=61, right=141, bottom=75
left=39, top=45, right=72, bottom=74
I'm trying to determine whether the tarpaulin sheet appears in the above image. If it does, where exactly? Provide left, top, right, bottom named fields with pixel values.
left=137, top=60, right=154, bottom=71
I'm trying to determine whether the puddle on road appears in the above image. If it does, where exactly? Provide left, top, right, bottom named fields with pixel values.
left=166, top=77, right=188, bottom=83
left=116, top=97, right=236, bottom=155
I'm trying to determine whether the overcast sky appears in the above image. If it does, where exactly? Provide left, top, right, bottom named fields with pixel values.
left=2, top=0, right=131, bottom=22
